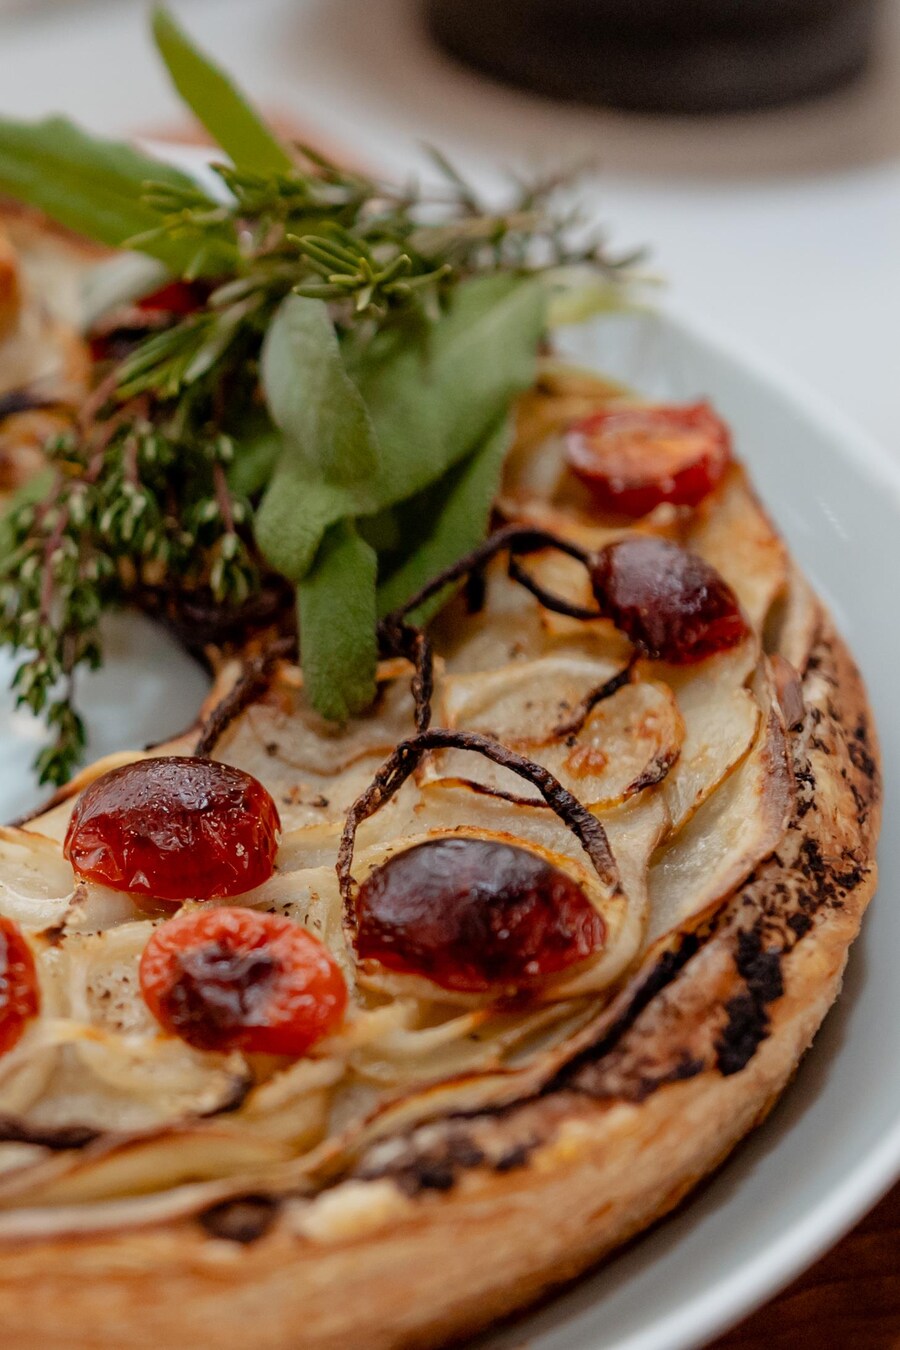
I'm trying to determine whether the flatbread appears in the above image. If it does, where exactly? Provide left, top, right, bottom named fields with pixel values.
left=0, top=237, right=880, bottom=1350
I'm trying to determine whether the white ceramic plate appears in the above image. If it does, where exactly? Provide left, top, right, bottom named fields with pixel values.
left=1, top=307, right=895, bottom=1349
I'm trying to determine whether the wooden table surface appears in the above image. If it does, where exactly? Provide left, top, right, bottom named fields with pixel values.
left=707, top=1182, right=900, bottom=1349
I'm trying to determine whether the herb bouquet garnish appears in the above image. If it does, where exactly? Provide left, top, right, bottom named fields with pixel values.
left=0, top=8, right=638, bottom=786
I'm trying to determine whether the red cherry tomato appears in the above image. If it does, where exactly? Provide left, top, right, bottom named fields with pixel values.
left=89, top=283, right=208, bottom=364
left=355, top=838, right=605, bottom=994
left=137, top=281, right=208, bottom=316
left=140, top=908, right=347, bottom=1056
left=0, top=917, right=39, bottom=1056
left=590, top=535, right=749, bottom=663
left=63, top=758, right=281, bottom=904
left=566, top=401, right=731, bottom=516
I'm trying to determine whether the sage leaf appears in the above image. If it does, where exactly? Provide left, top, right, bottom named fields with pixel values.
left=226, top=419, right=284, bottom=500
left=354, top=273, right=543, bottom=492
left=297, top=520, right=378, bottom=722
left=0, top=116, right=232, bottom=274
left=261, top=295, right=380, bottom=483
left=255, top=295, right=380, bottom=579
left=357, top=507, right=402, bottom=555
left=376, top=416, right=511, bottom=621
left=256, top=273, right=545, bottom=581
left=152, top=8, right=293, bottom=175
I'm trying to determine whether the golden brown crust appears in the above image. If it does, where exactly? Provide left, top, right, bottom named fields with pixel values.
left=0, top=608, right=879, bottom=1350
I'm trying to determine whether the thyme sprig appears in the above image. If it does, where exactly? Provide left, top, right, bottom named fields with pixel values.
left=0, top=413, right=258, bottom=784
left=118, top=146, right=634, bottom=395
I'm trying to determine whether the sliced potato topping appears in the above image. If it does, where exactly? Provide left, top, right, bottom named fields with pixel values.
left=212, top=659, right=418, bottom=832
left=432, top=659, right=684, bottom=811
left=687, top=466, right=788, bottom=632
left=0, top=362, right=797, bottom=1215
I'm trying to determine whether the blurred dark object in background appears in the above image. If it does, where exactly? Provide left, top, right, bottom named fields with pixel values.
left=425, top=0, right=883, bottom=113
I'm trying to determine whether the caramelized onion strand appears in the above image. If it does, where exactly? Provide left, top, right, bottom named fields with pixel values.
left=337, top=728, right=621, bottom=919
left=551, top=654, right=640, bottom=740
left=385, top=523, right=594, bottom=624
left=194, top=636, right=296, bottom=758
left=377, top=620, right=435, bottom=734
left=506, top=553, right=603, bottom=622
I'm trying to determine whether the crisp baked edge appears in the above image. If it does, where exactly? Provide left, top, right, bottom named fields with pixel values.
left=0, top=609, right=880, bottom=1350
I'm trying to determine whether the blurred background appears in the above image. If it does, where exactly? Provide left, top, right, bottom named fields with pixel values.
left=0, top=0, right=895, bottom=444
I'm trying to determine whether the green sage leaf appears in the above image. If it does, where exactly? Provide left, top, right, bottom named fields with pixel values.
left=256, top=273, right=545, bottom=582
left=255, top=295, right=380, bottom=579
left=354, top=273, right=543, bottom=492
left=375, top=415, right=511, bottom=621
left=226, top=418, right=284, bottom=500
left=152, top=8, right=293, bottom=175
left=297, top=520, right=378, bottom=722
left=0, top=116, right=232, bottom=274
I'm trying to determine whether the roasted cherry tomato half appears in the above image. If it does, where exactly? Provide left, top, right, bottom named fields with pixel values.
left=355, top=837, right=605, bottom=995
left=0, top=916, right=39, bottom=1056
left=89, top=283, right=209, bottom=363
left=590, top=535, right=749, bottom=664
left=63, top=757, right=281, bottom=903
left=136, top=280, right=208, bottom=316
left=140, top=907, right=347, bottom=1056
left=566, top=401, right=731, bottom=516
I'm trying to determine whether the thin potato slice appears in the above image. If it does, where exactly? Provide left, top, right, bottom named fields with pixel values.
left=213, top=660, right=418, bottom=831
left=645, top=671, right=792, bottom=947
left=432, top=660, right=683, bottom=811
left=0, top=1127, right=295, bottom=1209
left=440, top=654, right=624, bottom=745
left=687, top=465, right=788, bottom=631
left=654, top=640, right=761, bottom=832
left=0, top=828, right=75, bottom=929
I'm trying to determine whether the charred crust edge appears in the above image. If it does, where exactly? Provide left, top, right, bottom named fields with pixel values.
left=327, top=621, right=879, bottom=1205
left=198, top=1194, right=281, bottom=1244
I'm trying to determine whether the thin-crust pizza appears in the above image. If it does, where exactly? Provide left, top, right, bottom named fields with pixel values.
left=0, top=357, right=880, bottom=1349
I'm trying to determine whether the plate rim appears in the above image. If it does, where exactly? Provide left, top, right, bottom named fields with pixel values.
left=552, top=297, right=900, bottom=1350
